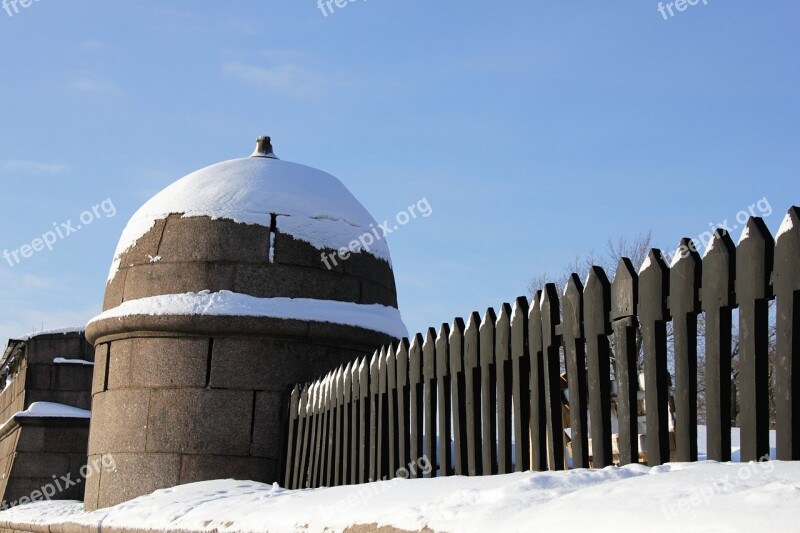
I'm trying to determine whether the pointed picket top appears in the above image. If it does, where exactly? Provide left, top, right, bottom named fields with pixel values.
left=378, top=346, right=388, bottom=393
left=528, top=290, right=543, bottom=354
left=672, top=237, right=701, bottom=268
left=496, top=303, right=512, bottom=362
left=333, top=367, right=341, bottom=401
left=300, top=383, right=310, bottom=415
left=308, top=382, right=317, bottom=413
left=700, top=229, right=736, bottom=310
left=358, top=356, right=370, bottom=399
left=436, top=323, right=451, bottom=377
left=611, top=257, right=637, bottom=320
left=343, top=362, right=353, bottom=401
left=479, top=307, right=497, bottom=366
left=510, top=296, right=529, bottom=360
left=409, top=333, right=424, bottom=383
left=423, top=327, right=437, bottom=380
left=777, top=206, right=799, bottom=243
left=449, top=317, right=466, bottom=374
left=464, top=311, right=481, bottom=369
left=510, top=296, right=528, bottom=327
left=540, top=283, right=560, bottom=348
left=369, top=350, right=380, bottom=394
left=775, top=206, right=800, bottom=293
left=736, top=217, right=775, bottom=301
left=669, top=238, right=702, bottom=315
left=480, top=307, right=497, bottom=330
left=584, top=266, right=611, bottom=334
left=562, top=274, right=584, bottom=340
left=396, top=338, right=410, bottom=387
left=639, top=249, right=670, bottom=322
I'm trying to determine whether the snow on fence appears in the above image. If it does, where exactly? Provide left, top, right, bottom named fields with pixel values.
left=280, top=207, right=800, bottom=489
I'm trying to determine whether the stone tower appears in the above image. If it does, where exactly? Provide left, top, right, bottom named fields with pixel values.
left=84, top=137, right=406, bottom=510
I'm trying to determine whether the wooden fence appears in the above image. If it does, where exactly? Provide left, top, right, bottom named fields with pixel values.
left=280, top=207, right=800, bottom=489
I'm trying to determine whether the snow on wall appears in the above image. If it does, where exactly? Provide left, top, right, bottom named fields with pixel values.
left=14, top=401, right=91, bottom=419
left=88, top=290, right=408, bottom=339
left=15, top=327, right=84, bottom=341
left=107, top=157, right=392, bottom=282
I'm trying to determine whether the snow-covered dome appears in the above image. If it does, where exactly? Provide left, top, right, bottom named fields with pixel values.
left=87, top=136, right=406, bottom=342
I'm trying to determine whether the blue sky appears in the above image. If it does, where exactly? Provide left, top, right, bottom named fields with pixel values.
left=0, top=1, right=797, bottom=342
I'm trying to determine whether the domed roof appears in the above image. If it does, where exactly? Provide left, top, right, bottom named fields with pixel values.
left=108, top=138, right=390, bottom=282
left=88, top=137, right=406, bottom=343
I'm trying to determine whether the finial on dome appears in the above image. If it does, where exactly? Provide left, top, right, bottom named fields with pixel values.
left=251, top=136, right=278, bottom=159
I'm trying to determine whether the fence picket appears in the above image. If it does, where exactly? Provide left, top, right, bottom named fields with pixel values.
left=480, top=308, right=498, bottom=475
left=639, top=249, right=671, bottom=466
left=541, top=284, right=564, bottom=470
left=464, top=312, right=483, bottom=475
left=700, top=229, right=735, bottom=462
left=669, top=238, right=701, bottom=462
left=510, top=296, right=531, bottom=472
left=736, top=217, right=774, bottom=461
left=409, top=334, right=424, bottom=477
left=775, top=207, right=800, bottom=460
left=611, top=258, right=640, bottom=465
left=284, top=385, right=300, bottom=488
left=495, top=303, right=513, bottom=474
left=423, top=328, right=438, bottom=477
left=358, top=357, right=370, bottom=483
left=386, top=345, right=398, bottom=476
left=294, top=385, right=310, bottom=489
left=563, top=274, right=589, bottom=468
left=584, top=267, right=612, bottom=467
left=342, top=362, right=353, bottom=485
left=396, top=339, right=411, bottom=472
left=436, top=323, right=453, bottom=476
left=529, top=292, right=547, bottom=471
left=449, top=318, right=468, bottom=475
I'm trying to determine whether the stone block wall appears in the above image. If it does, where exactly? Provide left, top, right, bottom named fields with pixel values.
left=0, top=332, right=95, bottom=507
left=103, top=216, right=398, bottom=310
left=84, top=334, right=370, bottom=510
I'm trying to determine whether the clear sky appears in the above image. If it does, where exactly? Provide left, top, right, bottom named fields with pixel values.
left=0, top=1, right=797, bottom=343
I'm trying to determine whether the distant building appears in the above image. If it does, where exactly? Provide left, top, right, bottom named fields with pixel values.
left=0, top=329, right=94, bottom=507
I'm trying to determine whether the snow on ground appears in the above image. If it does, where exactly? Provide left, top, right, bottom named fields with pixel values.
left=1, top=461, right=798, bottom=532
left=88, top=290, right=408, bottom=339
left=108, top=156, right=391, bottom=282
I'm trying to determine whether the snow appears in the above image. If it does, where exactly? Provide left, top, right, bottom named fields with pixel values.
left=53, top=358, right=94, bottom=366
left=777, top=212, right=794, bottom=241
left=738, top=223, right=751, bottom=245
left=1, top=460, right=799, bottom=533
left=88, top=290, right=408, bottom=340
left=147, top=255, right=162, bottom=263
left=638, top=254, right=652, bottom=274
left=703, top=233, right=717, bottom=258
left=14, top=401, right=91, bottom=419
left=15, top=326, right=83, bottom=341
left=107, top=157, right=391, bottom=282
